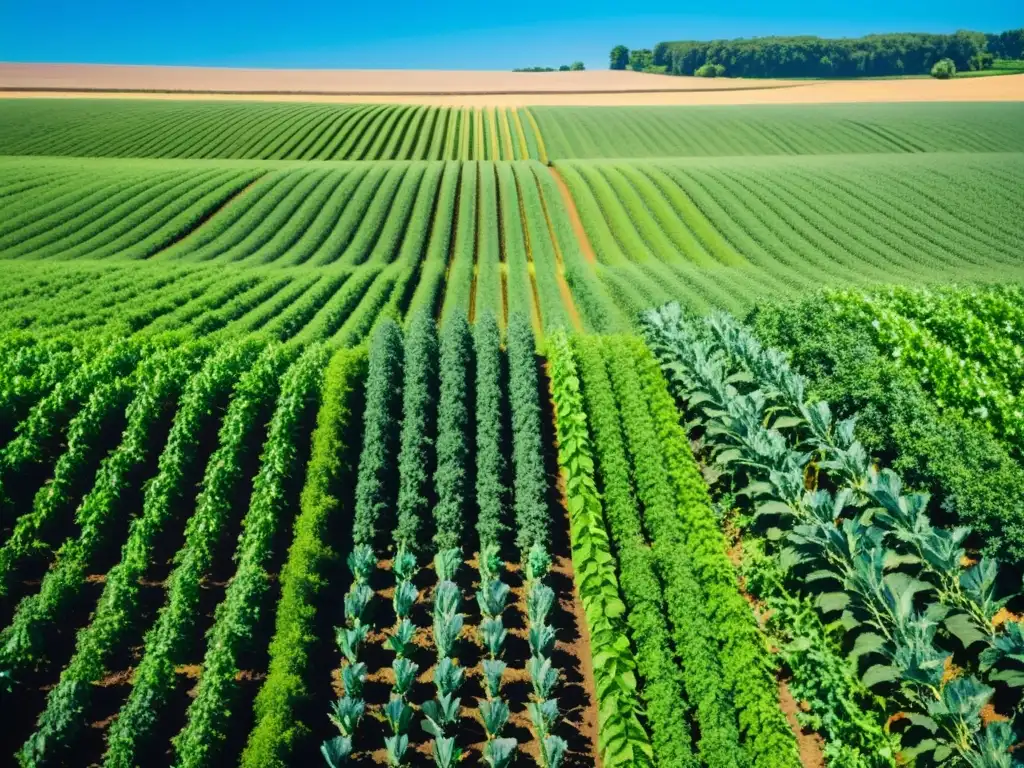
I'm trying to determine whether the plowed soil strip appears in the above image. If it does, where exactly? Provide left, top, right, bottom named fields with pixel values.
left=548, top=167, right=597, bottom=266
left=512, top=173, right=544, bottom=334
left=533, top=173, right=583, bottom=332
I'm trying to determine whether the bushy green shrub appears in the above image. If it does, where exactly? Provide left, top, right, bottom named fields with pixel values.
left=931, top=58, right=956, bottom=78
left=748, top=295, right=1024, bottom=566
left=695, top=63, right=726, bottom=77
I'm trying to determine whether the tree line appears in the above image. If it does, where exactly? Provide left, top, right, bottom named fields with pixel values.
left=513, top=62, right=585, bottom=72
left=609, top=29, right=1024, bottom=78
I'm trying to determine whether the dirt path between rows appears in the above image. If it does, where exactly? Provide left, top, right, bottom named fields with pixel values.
left=547, top=167, right=597, bottom=266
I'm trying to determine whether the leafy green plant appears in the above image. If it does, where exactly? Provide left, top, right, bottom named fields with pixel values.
left=642, top=302, right=1021, bottom=765
left=477, top=579, right=510, bottom=618
left=321, top=736, right=352, bottom=768
left=434, top=548, right=462, bottom=583
left=507, top=313, right=550, bottom=558
left=526, top=582, right=555, bottom=627
left=172, top=345, right=331, bottom=768
left=242, top=346, right=366, bottom=768
left=482, top=737, right=517, bottom=768
left=385, top=734, right=409, bottom=767
left=546, top=331, right=655, bottom=766
left=433, top=657, right=464, bottom=697
left=393, top=549, right=418, bottom=582
left=395, top=310, right=438, bottom=553
left=387, top=618, right=417, bottom=658
left=482, top=659, right=507, bottom=699
left=480, top=617, right=507, bottom=659
left=393, top=581, right=418, bottom=619
left=528, top=699, right=560, bottom=739
left=434, top=315, right=472, bottom=549
left=540, top=735, right=569, bottom=768
left=480, top=698, right=510, bottom=739
left=336, top=624, right=370, bottom=665
left=529, top=623, right=557, bottom=659
left=342, top=662, right=368, bottom=698
left=344, top=583, right=373, bottom=626
left=347, top=545, right=376, bottom=585
left=528, top=656, right=559, bottom=700
left=572, top=335, right=698, bottom=767
left=392, top=658, right=419, bottom=697
left=103, top=345, right=292, bottom=768
left=474, top=314, right=508, bottom=550
left=385, top=696, right=414, bottom=734
left=422, top=693, right=461, bottom=737
left=328, top=696, right=366, bottom=737
left=431, top=736, right=462, bottom=768
left=352, top=319, right=404, bottom=546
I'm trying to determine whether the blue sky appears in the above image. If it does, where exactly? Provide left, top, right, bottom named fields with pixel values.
left=1, top=1, right=1019, bottom=71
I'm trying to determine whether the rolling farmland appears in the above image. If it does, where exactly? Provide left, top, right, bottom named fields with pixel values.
left=0, top=82, right=1022, bottom=768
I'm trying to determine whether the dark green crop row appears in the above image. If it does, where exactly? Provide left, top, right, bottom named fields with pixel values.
left=0, top=101, right=543, bottom=161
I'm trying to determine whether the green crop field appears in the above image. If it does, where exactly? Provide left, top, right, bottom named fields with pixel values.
left=532, top=102, right=1024, bottom=158
left=0, top=95, right=1021, bottom=768
left=0, top=101, right=545, bottom=161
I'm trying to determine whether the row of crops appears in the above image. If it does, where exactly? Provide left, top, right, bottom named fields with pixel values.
left=3, top=154, right=1022, bottom=324
left=530, top=103, right=1024, bottom=159
left=3, top=100, right=1024, bottom=161
left=637, top=284, right=1024, bottom=767
left=3, top=284, right=1019, bottom=767
left=0, top=102, right=546, bottom=162
left=0, top=308, right=590, bottom=768
left=556, top=153, right=1024, bottom=314
left=0, top=93, right=1022, bottom=767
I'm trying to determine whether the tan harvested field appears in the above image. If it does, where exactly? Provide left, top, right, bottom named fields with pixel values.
left=3, top=62, right=1022, bottom=105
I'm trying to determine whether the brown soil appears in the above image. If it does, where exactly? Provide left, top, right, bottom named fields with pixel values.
left=548, top=551, right=602, bottom=768
left=0, top=64, right=792, bottom=95
left=778, top=678, right=826, bottom=768
left=3, top=64, right=1020, bottom=105
left=547, top=168, right=596, bottom=266
left=533, top=170, right=584, bottom=332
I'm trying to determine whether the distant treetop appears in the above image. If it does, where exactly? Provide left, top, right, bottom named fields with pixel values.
left=513, top=61, right=585, bottom=72
left=610, top=28, right=1023, bottom=78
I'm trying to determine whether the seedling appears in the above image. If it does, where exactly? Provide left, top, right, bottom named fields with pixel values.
left=321, top=735, right=352, bottom=767
left=347, top=545, right=376, bottom=584
left=479, top=698, right=509, bottom=739
left=387, top=617, right=417, bottom=658
left=392, top=657, right=419, bottom=697
left=479, top=616, right=507, bottom=659
left=482, top=659, right=506, bottom=700
left=341, top=661, right=367, bottom=698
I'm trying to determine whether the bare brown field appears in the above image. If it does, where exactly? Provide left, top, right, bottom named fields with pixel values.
left=0, top=63, right=796, bottom=94
left=1, top=62, right=1022, bottom=105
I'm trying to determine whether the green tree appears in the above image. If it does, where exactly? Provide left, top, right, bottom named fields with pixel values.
left=629, top=48, right=653, bottom=71
left=694, top=62, right=725, bottom=77
left=969, top=51, right=994, bottom=70
left=931, top=57, right=956, bottom=78
left=610, top=45, right=629, bottom=70
left=570, top=60, right=585, bottom=71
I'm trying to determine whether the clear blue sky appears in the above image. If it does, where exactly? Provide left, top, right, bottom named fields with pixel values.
left=1, top=1, right=1019, bottom=71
